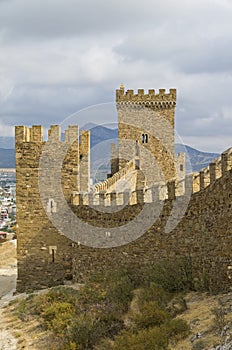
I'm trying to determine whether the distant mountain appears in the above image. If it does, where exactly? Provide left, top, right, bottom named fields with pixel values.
left=175, top=144, right=219, bottom=172
left=0, top=126, right=220, bottom=173
left=0, top=137, right=14, bottom=149
left=89, top=125, right=118, bottom=147
left=0, top=148, right=15, bottom=168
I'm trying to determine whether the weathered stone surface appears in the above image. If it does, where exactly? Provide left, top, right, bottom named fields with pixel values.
left=15, top=88, right=232, bottom=293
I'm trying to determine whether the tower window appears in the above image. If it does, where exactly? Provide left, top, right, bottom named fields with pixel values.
left=135, top=140, right=139, bottom=156
left=52, top=249, right=55, bottom=263
left=142, top=134, right=148, bottom=143
left=180, top=164, right=184, bottom=171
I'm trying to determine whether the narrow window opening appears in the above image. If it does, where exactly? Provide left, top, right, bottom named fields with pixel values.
left=135, top=140, right=139, bottom=156
left=52, top=249, right=55, bottom=263
left=180, top=164, right=184, bottom=171
left=142, top=134, right=148, bottom=143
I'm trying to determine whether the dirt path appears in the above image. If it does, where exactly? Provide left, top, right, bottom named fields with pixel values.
left=0, top=240, right=18, bottom=350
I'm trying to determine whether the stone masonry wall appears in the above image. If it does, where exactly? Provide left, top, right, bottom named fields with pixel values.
left=16, top=122, right=232, bottom=293
left=15, top=125, right=89, bottom=292
left=14, top=86, right=232, bottom=294
left=72, top=165, right=232, bottom=293
left=116, top=87, right=176, bottom=185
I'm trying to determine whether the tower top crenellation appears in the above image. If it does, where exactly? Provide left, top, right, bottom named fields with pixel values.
left=116, top=87, right=176, bottom=103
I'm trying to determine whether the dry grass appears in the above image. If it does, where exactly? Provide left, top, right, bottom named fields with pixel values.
left=170, top=292, right=232, bottom=350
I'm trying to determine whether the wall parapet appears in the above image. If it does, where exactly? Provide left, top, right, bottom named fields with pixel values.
left=116, top=87, right=177, bottom=104
left=93, top=159, right=136, bottom=193
left=72, top=178, right=185, bottom=207
left=15, top=125, right=87, bottom=144
left=192, top=147, right=232, bottom=194
left=72, top=146, right=232, bottom=207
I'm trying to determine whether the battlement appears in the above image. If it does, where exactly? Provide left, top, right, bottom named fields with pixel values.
left=192, top=147, right=232, bottom=193
left=94, top=159, right=136, bottom=192
left=70, top=147, right=232, bottom=208
left=72, top=181, right=175, bottom=207
left=116, top=86, right=177, bottom=107
left=15, top=125, right=43, bottom=143
left=15, top=125, right=83, bottom=144
left=15, top=87, right=232, bottom=294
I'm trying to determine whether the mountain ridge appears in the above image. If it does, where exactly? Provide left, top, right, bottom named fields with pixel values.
left=0, top=126, right=219, bottom=172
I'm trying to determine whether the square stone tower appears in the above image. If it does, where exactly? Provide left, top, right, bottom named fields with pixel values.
left=15, top=125, right=90, bottom=292
left=116, top=85, right=177, bottom=187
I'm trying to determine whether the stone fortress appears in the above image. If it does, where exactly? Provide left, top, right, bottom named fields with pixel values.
left=15, top=86, right=232, bottom=293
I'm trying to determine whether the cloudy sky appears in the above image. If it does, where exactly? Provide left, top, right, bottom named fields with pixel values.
left=0, top=0, right=232, bottom=152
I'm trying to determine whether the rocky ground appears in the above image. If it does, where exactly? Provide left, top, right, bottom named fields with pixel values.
left=170, top=292, right=232, bottom=350
left=0, top=239, right=18, bottom=350
left=1, top=240, right=232, bottom=349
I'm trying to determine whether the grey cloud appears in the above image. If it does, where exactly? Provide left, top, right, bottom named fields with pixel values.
left=0, top=0, right=167, bottom=42
left=0, top=0, right=232, bottom=153
left=0, top=0, right=218, bottom=42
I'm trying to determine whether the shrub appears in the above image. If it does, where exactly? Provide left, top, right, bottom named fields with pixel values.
left=34, top=287, right=79, bottom=315
left=13, top=270, right=191, bottom=350
left=70, top=314, right=123, bottom=350
left=161, top=319, right=190, bottom=344
left=137, top=283, right=171, bottom=309
left=41, top=302, right=74, bottom=332
left=15, top=299, right=28, bottom=321
left=142, top=258, right=194, bottom=292
left=166, top=294, right=188, bottom=317
left=104, top=270, right=134, bottom=313
left=131, top=301, right=168, bottom=330
left=112, top=327, right=169, bottom=350
left=77, top=269, right=134, bottom=315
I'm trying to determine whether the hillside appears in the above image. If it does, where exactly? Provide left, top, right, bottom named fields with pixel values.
left=1, top=275, right=232, bottom=349
left=175, top=144, right=219, bottom=172
left=0, top=148, right=15, bottom=168
left=0, top=128, right=219, bottom=173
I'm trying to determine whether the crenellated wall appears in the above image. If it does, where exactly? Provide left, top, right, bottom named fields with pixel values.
left=93, top=159, right=137, bottom=193
left=15, top=126, right=232, bottom=293
left=15, top=87, right=232, bottom=294
left=116, top=86, right=177, bottom=185
left=192, top=147, right=232, bottom=193
left=116, top=87, right=177, bottom=107
left=15, top=124, right=90, bottom=292
left=71, top=149, right=232, bottom=293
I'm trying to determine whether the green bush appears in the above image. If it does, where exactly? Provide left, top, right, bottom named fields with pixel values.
left=34, top=287, right=79, bottom=315
left=71, top=313, right=124, bottom=350
left=14, top=269, right=191, bottom=350
left=112, top=327, right=169, bottom=350
left=131, top=301, right=168, bottom=330
left=77, top=269, right=134, bottom=315
left=161, top=319, right=190, bottom=343
left=166, top=294, right=188, bottom=317
left=137, top=283, right=171, bottom=309
left=104, top=270, right=134, bottom=313
left=15, top=299, right=28, bottom=321
left=142, top=258, right=194, bottom=292
left=41, top=301, right=74, bottom=332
